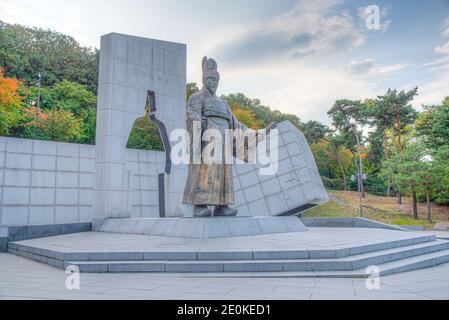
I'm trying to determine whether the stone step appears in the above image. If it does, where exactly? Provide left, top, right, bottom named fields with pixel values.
left=61, top=240, right=449, bottom=273
left=8, top=234, right=437, bottom=262
left=65, top=248, right=449, bottom=277
left=343, top=239, right=449, bottom=270
left=378, top=248, right=449, bottom=276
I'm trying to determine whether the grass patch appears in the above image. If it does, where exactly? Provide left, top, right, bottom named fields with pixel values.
left=303, top=191, right=436, bottom=229
left=393, top=218, right=430, bottom=227
left=302, top=201, right=358, bottom=218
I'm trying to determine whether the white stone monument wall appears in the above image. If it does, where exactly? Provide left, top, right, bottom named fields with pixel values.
left=0, top=137, right=95, bottom=227
left=0, top=136, right=169, bottom=227
left=125, top=149, right=166, bottom=218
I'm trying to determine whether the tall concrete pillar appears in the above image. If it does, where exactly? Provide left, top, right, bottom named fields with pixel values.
left=94, top=33, right=186, bottom=224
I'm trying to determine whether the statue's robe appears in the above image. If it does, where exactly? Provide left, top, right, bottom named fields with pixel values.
left=183, top=88, right=255, bottom=206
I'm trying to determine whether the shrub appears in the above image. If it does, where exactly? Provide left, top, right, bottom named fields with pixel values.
left=322, top=177, right=346, bottom=190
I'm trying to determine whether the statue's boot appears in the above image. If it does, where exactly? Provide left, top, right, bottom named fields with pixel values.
left=193, top=205, right=212, bottom=218
left=214, top=205, right=238, bottom=217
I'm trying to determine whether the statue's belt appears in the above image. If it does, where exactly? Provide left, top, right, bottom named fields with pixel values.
left=203, top=110, right=230, bottom=121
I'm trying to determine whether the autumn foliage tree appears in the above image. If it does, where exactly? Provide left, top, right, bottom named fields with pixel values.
left=230, top=103, right=261, bottom=129
left=0, top=68, right=23, bottom=135
left=20, top=106, right=48, bottom=139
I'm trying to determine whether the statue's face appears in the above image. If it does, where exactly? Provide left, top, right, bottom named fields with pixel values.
left=205, top=76, right=219, bottom=95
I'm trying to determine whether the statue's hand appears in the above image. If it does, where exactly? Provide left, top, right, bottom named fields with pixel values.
left=192, top=116, right=208, bottom=131
left=201, top=116, right=208, bottom=131
left=265, top=122, right=277, bottom=135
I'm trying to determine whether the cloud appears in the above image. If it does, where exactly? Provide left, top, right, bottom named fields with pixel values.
left=347, top=59, right=408, bottom=76
left=347, top=59, right=375, bottom=74
left=434, top=17, right=449, bottom=55
left=435, top=40, right=449, bottom=55
left=254, top=65, right=378, bottom=124
left=0, top=0, right=87, bottom=46
left=421, top=55, right=449, bottom=73
left=413, top=71, right=449, bottom=108
left=442, top=17, right=449, bottom=37
left=414, top=44, right=449, bottom=109
left=421, top=56, right=449, bottom=67
left=205, top=0, right=365, bottom=65
left=377, top=63, right=408, bottom=74
left=216, top=61, right=379, bottom=125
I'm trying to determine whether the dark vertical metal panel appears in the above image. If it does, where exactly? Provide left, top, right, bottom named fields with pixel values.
left=158, top=173, right=166, bottom=218
left=147, top=90, right=172, bottom=175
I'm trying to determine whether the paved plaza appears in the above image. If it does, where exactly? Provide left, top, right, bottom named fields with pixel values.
left=1, top=229, right=449, bottom=300
left=0, top=252, right=449, bottom=300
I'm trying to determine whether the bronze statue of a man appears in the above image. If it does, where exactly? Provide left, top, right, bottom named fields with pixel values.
left=183, top=57, right=256, bottom=218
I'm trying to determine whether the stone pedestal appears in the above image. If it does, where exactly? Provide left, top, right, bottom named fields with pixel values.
left=96, top=216, right=307, bottom=239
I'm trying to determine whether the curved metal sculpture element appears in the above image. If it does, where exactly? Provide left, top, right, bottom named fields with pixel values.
left=146, top=90, right=172, bottom=175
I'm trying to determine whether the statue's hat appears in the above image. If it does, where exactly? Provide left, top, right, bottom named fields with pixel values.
left=202, top=57, right=220, bottom=82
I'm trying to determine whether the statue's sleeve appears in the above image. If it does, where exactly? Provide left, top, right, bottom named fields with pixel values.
left=228, top=104, right=257, bottom=163
left=187, top=94, right=203, bottom=124
left=186, top=94, right=204, bottom=162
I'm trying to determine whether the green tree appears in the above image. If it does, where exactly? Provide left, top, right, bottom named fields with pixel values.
left=327, top=133, right=353, bottom=191
left=365, top=130, right=385, bottom=172
left=393, top=149, right=420, bottom=220
left=393, top=141, right=441, bottom=221
left=26, top=80, right=96, bottom=115
left=301, top=120, right=330, bottom=144
left=222, top=93, right=303, bottom=129
left=0, top=21, right=99, bottom=93
left=372, top=88, right=418, bottom=201
left=50, top=80, right=97, bottom=115
left=364, top=98, right=393, bottom=196
left=408, top=143, right=438, bottom=223
left=78, top=108, right=96, bottom=144
left=14, top=80, right=97, bottom=143
left=431, top=146, right=449, bottom=206
left=300, top=121, right=351, bottom=191
left=186, top=82, right=199, bottom=102
left=40, top=108, right=83, bottom=142
left=415, top=97, right=449, bottom=149
left=328, top=99, right=366, bottom=198
left=311, top=140, right=336, bottom=179
left=374, top=88, right=418, bottom=153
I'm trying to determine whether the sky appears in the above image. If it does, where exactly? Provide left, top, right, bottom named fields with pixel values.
left=1, top=0, right=448, bottom=125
